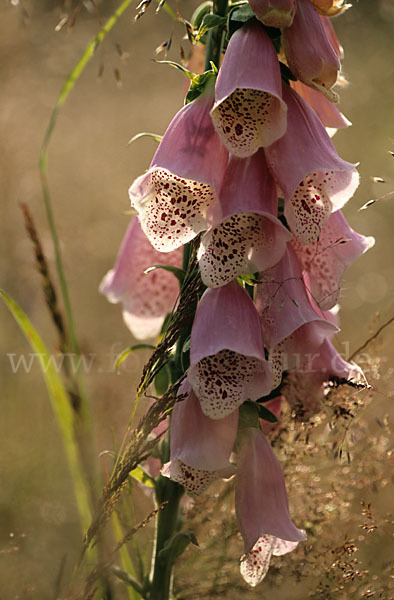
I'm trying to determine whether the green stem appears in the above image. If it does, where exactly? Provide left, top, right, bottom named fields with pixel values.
left=149, top=477, right=184, bottom=600
left=148, top=1, right=229, bottom=596
left=204, top=0, right=228, bottom=71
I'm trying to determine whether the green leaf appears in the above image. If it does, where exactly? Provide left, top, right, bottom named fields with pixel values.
left=185, top=68, right=217, bottom=104
left=158, top=530, right=199, bottom=563
left=227, top=3, right=256, bottom=38
left=154, top=60, right=194, bottom=79
left=114, top=344, right=155, bottom=371
left=128, top=132, right=162, bottom=145
left=0, top=290, right=92, bottom=537
left=257, top=404, right=279, bottom=423
left=111, top=514, right=142, bottom=600
left=144, top=264, right=185, bottom=285
left=196, top=12, right=227, bottom=41
left=239, top=400, right=260, bottom=430
left=111, top=565, right=144, bottom=596
left=129, top=466, right=155, bottom=489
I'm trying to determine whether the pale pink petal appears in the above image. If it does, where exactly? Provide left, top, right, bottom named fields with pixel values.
left=170, top=382, right=238, bottom=471
left=293, top=210, right=375, bottom=310
left=129, top=88, right=228, bottom=252
left=161, top=460, right=221, bottom=496
left=248, top=0, right=296, bottom=27
left=99, top=217, right=182, bottom=339
left=282, top=0, right=340, bottom=101
left=240, top=534, right=300, bottom=587
left=189, top=282, right=273, bottom=418
left=320, top=15, right=344, bottom=59
left=307, top=338, right=367, bottom=386
left=211, top=23, right=287, bottom=157
left=255, top=245, right=338, bottom=351
left=290, top=80, right=350, bottom=130
left=240, top=535, right=274, bottom=586
left=265, top=85, right=359, bottom=244
left=236, top=427, right=306, bottom=553
left=283, top=337, right=367, bottom=418
left=198, top=151, right=292, bottom=287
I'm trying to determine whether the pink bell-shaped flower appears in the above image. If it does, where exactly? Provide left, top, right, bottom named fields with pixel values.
left=129, top=84, right=228, bottom=252
left=100, top=217, right=182, bottom=339
left=211, top=23, right=287, bottom=157
left=248, top=0, right=296, bottom=28
left=235, top=427, right=306, bottom=586
left=255, top=245, right=338, bottom=384
left=188, top=282, right=273, bottom=419
left=292, top=210, right=375, bottom=311
left=290, top=80, right=350, bottom=132
left=265, top=85, right=359, bottom=244
left=161, top=382, right=237, bottom=495
left=282, top=0, right=341, bottom=101
left=198, top=150, right=292, bottom=288
left=283, top=337, right=367, bottom=418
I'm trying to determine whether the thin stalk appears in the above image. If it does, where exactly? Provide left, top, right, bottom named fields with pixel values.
left=39, top=0, right=135, bottom=422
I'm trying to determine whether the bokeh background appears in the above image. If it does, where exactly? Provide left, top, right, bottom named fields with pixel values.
left=1, top=0, right=394, bottom=598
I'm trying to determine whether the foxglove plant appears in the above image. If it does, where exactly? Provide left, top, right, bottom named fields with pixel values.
left=101, top=0, right=374, bottom=595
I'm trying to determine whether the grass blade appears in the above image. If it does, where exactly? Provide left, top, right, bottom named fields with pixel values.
left=0, top=289, right=92, bottom=538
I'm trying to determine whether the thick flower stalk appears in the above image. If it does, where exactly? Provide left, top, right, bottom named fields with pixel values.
left=101, top=1, right=374, bottom=594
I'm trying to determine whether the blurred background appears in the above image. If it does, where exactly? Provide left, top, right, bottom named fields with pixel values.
left=1, top=0, right=393, bottom=598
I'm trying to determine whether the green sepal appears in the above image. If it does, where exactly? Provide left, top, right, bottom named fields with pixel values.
left=185, top=67, right=217, bottom=104
left=154, top=59, right=194, bottom=79
left=256, top=403, right=279, bottom=423
left=227, top=3, right=256, bottom=39
left=280, top=61, right=297, bottom=84
left=239, top=400, right=261, bottom=430
left=129, top=465, right=156, bottom=489
left=158, top=530, right=199, bottom=564
left=144, top=264, right=186, bottom=286
left=196, top=13, right=227, bottom=42
left=127, top=131, right=162, bottom=145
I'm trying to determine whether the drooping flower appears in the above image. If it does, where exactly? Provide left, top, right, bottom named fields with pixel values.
left=198, top=150, right=292, bottom=288
left=161, top=382, right=237, bottom=495
left=265, top=85, right=359, bottom=244
left=211, top=22, right=287, bottom=157
left=100, top=217, right=182, bottom=339
left=292, top=210, right=375, bottom=310
left=255, top=245, right=338, bottom=385
left=188, top=282, right=273, bottom=419
left=248, top=0, right=296, bottom=28
left=235, top=427, right=306, bottom=586
left=283, top=337, right=367, bottom=418
left=282, top=0, right=341, bottom=101
left=129, top=84, right=228, bottom=252
left=290, top=80, right=350, bottom=133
